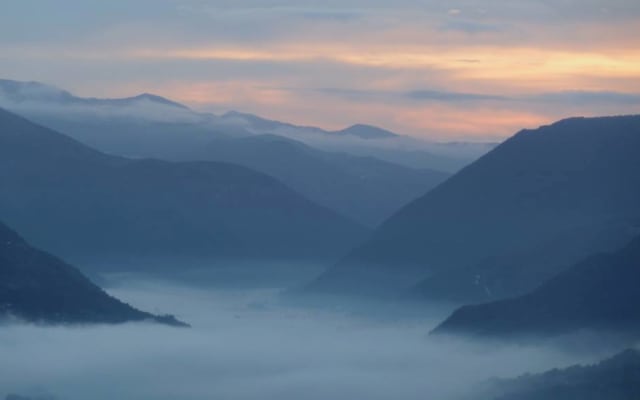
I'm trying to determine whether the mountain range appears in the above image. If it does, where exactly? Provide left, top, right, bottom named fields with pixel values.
left=216, top=110, right=494, bottom=171
left=0, top=79, right=461, bottom=225
left=307, top=115, right=640, bottom=301
left=5, top=78, right=640, bottom=345
left=0, top=107, right=367, bottom=269
left=0, top=220, right=184, bottom=325
left=0, top=79, right=493, bottom=167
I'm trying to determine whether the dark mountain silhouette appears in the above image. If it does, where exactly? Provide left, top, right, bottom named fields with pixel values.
left=0, top=221, right=185, bottom=326
left=197, top=134, right=448, bottom=226
left=476, top=349, right=640, bottom=400
left=432, top=235, right=640, bottom=337
left=307, top=115, right=640, bottom=300
left=0, top=107, right=368, bottom=268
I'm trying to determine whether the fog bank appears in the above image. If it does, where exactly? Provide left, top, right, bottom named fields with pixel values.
left=0, top=280, right=609, bottom=400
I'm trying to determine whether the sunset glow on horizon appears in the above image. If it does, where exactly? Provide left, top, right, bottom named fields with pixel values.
left=2, top=0, right=639, bottom=140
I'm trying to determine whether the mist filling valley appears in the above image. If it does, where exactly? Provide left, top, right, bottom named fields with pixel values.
left=0, top=269, right=616, bottom=400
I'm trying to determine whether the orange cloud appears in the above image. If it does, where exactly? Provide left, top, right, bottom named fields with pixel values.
left=129, top=42, right=640, bottom=95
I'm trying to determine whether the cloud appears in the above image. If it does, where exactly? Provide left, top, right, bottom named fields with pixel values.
left=529, top=91, right=640, bottom=105
left=290, top=87, right=391, bottom=102
left=2, top=0, right=640, bottom=140
left=407, top=89, right=509, bottom=102
left=285, top=86, right=640, bottom=108
left=0, top=81, right=208, bottom=124
left=274, top=87, right=509, bottom=105
left=199, top=5, right=364, bottom=22
left=439, top=20, right=505, bottom=34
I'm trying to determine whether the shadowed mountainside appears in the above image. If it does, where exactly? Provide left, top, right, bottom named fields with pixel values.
left=433, top=235, right=640, bottom=338
left=196, top=134, right=449, bottom=226
left=0, top=107, right=368, bottom=269
left=0, top=221, right=185, bottom=326
left=307, top=115, right=640, bottom=301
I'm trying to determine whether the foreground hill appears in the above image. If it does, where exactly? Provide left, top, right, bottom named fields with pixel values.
left=433, top=235, right=640, bottom=338
left=476, top=349, right=640, bottom=400
left=0, top=221, right=184, bottom=325
left=308, top=115, right=640, bottom=301
left=0, top=107, right=368, bottom=268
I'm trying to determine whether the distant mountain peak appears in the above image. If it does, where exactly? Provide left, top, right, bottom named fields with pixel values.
left=335, top=124, right=399, bottom=139
left=125, top=93, right=189, bottom=109
left=0, top=79, right=190, bottom=110
left=0, top=79, right=74, bottom=103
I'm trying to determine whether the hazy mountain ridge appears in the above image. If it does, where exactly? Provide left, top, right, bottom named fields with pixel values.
left=0, top=79, right=455, bottom=225
left=196, top=133, right=449, bottom=225
left=0, top=79, right=188, bottom=110
left=0, top=107, right=368, bottom=268
left=0, top=80, right=402, bottom=141
left=307, top=115, right=640, bottom=300
left=0, top=79, right=492, bottom=170
left=222, top=112, right=398, bottom=139
left=219, top=109, right=492, bottom=171
left=0, top=221, right=185, bottom=326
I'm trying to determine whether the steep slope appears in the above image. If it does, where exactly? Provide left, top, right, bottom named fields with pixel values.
left=476, top=349, right=640, bottom=400
left=308, top=115, right=640, bottom=299
left=432, top=235, right=640, bottom=337
left=0, top=107, right=368, bottom=268
left=0, top=221, right=184, bottom=325
left=199, top=134, right=449, bottom=226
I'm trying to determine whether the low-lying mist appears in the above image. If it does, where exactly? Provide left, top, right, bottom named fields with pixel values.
left=0, top=277, right=612, bottom=400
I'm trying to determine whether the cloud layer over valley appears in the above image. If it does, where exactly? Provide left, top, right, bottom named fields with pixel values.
left=0, top=280, right=614, bottom=400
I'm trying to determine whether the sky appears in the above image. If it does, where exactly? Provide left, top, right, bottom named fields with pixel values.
left=1, top=0, right=639, bottom=140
